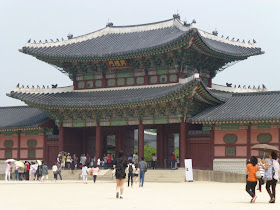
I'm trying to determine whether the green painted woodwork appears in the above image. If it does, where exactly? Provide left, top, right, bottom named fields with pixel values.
left=25, top=130, right=39, bottom=136
left=225, top=147, right=236, bottom=156
left=27, top=139, right=37, bottom=147
left=73, top=120, right=86, bottom=127
left=83, top=74, right=94, bottom=80
left=157, top=69, right=169, bottom=75
left=126, top=78, right=134, bottom=85
left=221, top=124, right=240, bottom=130
left=100, top=119, right=110, bottom=126
left=117, top=78, right=125, bottom=86
left=128, top=118, right=139, bottom=125
left=106, top=73, right=116, bottom=79
left=28, top=150, right=36, bottom=158
left=202, top=126, right=211, bottom=131
left=159, top=75, right=167, bottom=83
left=86, top=81, right=93, bottom=88
left=3, top=131, right=14, bottom=137
left=95, top=80, right=102, bottom=87
left=86, top=120, right=96, bottom=127
left=150, top=76, right=158, bottom=84
left=143, top=118, right=154, bottom=125
left=116, top=72, right=134, bottom=78
left=4, top=140, right=13, bottom=148
left=78, top=81, right=85, bottom=89
left=154, top=116, right=169, bottom=124
left=111, top=118, right=128, bottom=126
left=108, top=79, right=116, bottom=87
left=203, top=78, right=209, bottom=86
left=224, top=134, right=237, bottom=144
left=169, top=74, right=177, bottom=82
left=136, top=77, right=144, bottom=85
left=5, top=150, right=12, bottom=158
left=168, top=116, right=181, bottom=123
left=257, top=124, right=271, bottom=129
left=257, top=133, right=272, bottom=143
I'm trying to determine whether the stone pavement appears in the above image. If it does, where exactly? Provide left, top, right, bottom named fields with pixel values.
left=0, top=181, right=279, bottom=210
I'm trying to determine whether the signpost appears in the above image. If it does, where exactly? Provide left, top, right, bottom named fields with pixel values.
left=184, top=159, right=193, bottom=182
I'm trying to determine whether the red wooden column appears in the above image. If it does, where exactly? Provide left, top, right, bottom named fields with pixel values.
left=115, top=127, right=121, bottom=157
left=43, top=132, right=47, bottom=163
left=209, top=126, right=215, bottom=170
left=17, top=131, right=21, bottom=159
left=247, top=124, right=251, bottom=160
left=180, top=122, right=187, bottom=167
left=157, top=125, right=164, bottom=168
left=95, top=123, right=102, bottom=159
left=59, top=126, right=64, bottom=152
left=138, top=121, right=144, bottom=160
left=82, top=128, right=86, bottom=154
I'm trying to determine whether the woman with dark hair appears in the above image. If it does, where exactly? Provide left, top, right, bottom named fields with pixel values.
left=245, top=156, right=258, bottom=203
left=114, top=151, right=127, bottom=199
left=263, top=151, right=279, bottom=203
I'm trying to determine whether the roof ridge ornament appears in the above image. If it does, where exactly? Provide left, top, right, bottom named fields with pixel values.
left=173, top=14, right=180, bottom=20
left=67, top=34, right=73, bottom=40
left=106, top=22, right=114, bottom=27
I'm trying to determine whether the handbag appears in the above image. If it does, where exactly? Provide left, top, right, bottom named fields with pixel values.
left=255, top=171, right=262, bottom=179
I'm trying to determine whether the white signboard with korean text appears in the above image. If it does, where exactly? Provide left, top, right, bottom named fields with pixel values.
left=185, top=159, right=193, bottom=182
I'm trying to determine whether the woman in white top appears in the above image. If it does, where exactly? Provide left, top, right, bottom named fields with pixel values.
left=82, top=165, right=88, bottom=184
left=263, top=151, right=280, bottom=203
left=52, top=162, right=58, bottom=181
left=257, top=158, right=265, bottom=192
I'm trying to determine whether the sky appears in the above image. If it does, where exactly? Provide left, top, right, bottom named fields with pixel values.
left=0, top=0, right=279, bottom=107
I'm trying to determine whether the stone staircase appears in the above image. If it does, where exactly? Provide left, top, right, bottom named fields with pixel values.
left=47, top=169, right=114, bottom=181
left=144, top=169, right=185, bottom=183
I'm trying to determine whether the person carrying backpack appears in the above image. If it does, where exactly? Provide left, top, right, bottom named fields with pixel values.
left=127, top=160, right=135, bottom=187
left=114, top=151, right=127, bottom=199
left=138, top=157, right=147, bottom=187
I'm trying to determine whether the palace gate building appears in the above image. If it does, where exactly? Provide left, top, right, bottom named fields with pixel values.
left=1, top=15, right=279, bottom=172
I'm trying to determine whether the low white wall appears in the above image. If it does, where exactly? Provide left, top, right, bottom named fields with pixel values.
left=213, top=159, right=247, bottom=175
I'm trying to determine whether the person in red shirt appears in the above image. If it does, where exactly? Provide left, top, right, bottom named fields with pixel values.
left=171, top=152, right=175, bottom=169
left=246, top=156, right=259, bottom=203
left=24, top=161, right=30, bottom=181
left=108, top=154, right=112, bottom=168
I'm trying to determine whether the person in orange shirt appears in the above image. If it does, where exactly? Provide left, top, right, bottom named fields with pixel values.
left=246, top=156, right=259, bottom=203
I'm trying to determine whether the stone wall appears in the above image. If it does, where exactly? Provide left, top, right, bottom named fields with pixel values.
left=213, top=158, right=247, bottom=174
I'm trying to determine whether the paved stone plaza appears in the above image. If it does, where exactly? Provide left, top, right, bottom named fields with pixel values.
left=0, top=181, right=279, bottom=210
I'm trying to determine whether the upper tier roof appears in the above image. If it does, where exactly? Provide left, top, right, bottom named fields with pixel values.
left=0, top=106, right=49, bottom=130
left=20, top=18, right=263, bottom=59
left=192, top=91, right=280, bottom=123
left=7, top=74, right=222, bottom=108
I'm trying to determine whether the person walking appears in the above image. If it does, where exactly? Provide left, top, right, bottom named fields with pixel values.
left=56, top=162, right=63, bottom=180
left=15, top=165, right=19, bottom=181
left=245, top=156, right=258, bottom=203
left=82, top=164, right=88, bottom=184
left=70, top=158, right=75, bottom=174
left=138, top=157, right=147, bottom=187
left=41, top=162, right=49, bottom=182
left=257, top=157, right=265, bottom=192
left=30, top=162, right=37, bottom=181
left=108, top=153, right=112, bottom=168
left=114, top=151, right=127, bottom=199
left=151, top=153, right=157, bottom=170
left=5, top=162, right=11, bottom=181
left=92, top=164, right=99, bottom=183
left=24, top=161, right=30, bottom=181
left=66, top=153, right=71, bottom=169
left=263, top=151, right=280, bottom=203
left=133, top=164, right=139, bottom=184
left=52, top=162, right=58, bottom=182
left=171, top=152, right=175, bottom=169
left=61, top=153, right=66, bottom=169
left=176, top=156, right=180, bottom=168
left=127, top=160, right=135, bottom=187
left=97, top=158, right=101, bottom=169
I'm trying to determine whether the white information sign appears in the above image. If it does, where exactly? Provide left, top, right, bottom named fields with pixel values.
left=184, top=159, right=193, bottom=182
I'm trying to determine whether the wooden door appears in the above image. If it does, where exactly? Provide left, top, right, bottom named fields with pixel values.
left=189, top=142, right=210, bottom=170
left=47, top=146, right=59, bottom=168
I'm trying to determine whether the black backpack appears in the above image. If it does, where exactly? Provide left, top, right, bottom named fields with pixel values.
left=129, top=164, right=133, bottom=174
left=116, top=160, right=125, bottom=177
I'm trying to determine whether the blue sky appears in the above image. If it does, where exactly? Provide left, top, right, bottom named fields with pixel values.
left=0, top=0, right=279, bottom=106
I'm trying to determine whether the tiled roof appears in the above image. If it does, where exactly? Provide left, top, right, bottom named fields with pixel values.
left=8, top=77, right=222, bottom=108
left=191, top=91, right=280, bottom=122
left=20, top=18, right=262, bottom=59
left=0, top=106, right=49, bottom=130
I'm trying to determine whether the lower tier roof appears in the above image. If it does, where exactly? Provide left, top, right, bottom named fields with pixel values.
left=192, top=91, right=280, bottom=123
left=0, top=106, right=49, bottom=130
